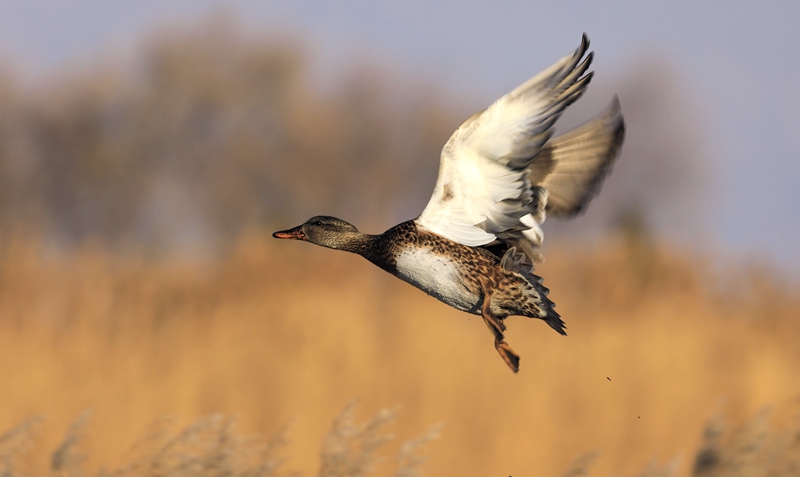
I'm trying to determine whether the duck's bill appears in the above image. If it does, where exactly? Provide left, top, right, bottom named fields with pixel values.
left=272, top=225, right=306, bottom=240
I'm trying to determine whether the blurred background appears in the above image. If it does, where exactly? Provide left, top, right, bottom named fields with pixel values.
left=0, top=2, right=799, bottom=477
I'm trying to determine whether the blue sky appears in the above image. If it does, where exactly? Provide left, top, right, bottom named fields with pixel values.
left=2, top=0, right=799, bottom=272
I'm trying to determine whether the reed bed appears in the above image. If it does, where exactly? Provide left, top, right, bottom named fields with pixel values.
left=0, top=232, right=798, bottom=476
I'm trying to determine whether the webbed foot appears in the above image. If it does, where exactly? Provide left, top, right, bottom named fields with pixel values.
left=495, top=338, right=520, bottom=373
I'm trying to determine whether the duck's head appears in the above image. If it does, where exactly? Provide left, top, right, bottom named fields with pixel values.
left=272, top=216, right=362, bottom=250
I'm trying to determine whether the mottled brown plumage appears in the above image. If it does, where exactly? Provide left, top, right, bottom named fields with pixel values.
left=274, top=217, right=563, bottom=373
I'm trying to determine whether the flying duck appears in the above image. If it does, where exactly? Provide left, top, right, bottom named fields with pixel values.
left=273, top=34, right=625, bottom=373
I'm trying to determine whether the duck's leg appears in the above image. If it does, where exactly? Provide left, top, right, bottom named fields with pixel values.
left=480, top=284, right=520, bottom=373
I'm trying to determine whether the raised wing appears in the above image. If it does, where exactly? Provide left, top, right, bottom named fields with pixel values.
left=529, top=97, right=625, bottom=217
left=417, top=34, right=594, bottom=247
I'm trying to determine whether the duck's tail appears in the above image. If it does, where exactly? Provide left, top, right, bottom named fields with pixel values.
left=500, top=246, right=566, bottom=335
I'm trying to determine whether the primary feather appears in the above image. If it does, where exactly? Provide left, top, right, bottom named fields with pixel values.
left=417, top=34, right=623, bottom=262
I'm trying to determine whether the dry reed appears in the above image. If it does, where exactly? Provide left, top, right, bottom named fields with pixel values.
left=0, top=232, right=798, bottom=476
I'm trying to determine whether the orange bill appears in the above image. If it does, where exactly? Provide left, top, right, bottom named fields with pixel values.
left=272, top=225, right=306, bottom=240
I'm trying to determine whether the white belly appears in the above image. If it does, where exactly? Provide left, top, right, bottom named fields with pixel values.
left=394, top=247, right=480, bottom=313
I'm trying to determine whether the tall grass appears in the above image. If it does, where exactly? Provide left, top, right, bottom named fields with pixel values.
left=3, top=403, right=800, bottom=477
left=0, top=232, right=798, bottom=476
left=0, top=403, right=439, bottom=477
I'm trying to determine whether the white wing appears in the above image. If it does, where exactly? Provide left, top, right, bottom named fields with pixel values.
left=417, top=34, right=594, bottom=250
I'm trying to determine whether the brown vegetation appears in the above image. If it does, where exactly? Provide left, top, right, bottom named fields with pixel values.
left=0, top=233, right=798, bottom=476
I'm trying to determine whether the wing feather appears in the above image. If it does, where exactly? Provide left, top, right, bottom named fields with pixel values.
left=530, top=97, right=625, bottom=217
left=417, top=34, right=595, bottom=249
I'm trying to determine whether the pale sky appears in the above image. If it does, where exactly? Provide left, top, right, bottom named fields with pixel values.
left=2, top=0, right=799, bottom=273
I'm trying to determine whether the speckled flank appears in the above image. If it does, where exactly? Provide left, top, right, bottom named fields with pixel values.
left=362, top=220, right=562, bottom=333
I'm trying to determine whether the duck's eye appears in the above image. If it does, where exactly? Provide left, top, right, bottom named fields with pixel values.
left=311, top=220, right=323, bottom=226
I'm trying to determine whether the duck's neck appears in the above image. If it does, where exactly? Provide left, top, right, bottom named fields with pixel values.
left=329, top=232, right=381, bottom=259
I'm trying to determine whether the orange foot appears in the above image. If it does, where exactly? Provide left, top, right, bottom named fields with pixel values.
left=495, top=338, right=520, bottom=373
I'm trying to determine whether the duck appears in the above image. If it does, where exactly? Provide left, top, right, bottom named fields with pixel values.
left=273, top=34, right=625, bottom=373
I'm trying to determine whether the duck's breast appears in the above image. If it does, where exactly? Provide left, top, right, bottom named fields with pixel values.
left=393, top=246, right=481, bottom=313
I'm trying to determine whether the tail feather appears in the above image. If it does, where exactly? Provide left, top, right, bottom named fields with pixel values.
left=501, top=247, right=566, bottom=335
